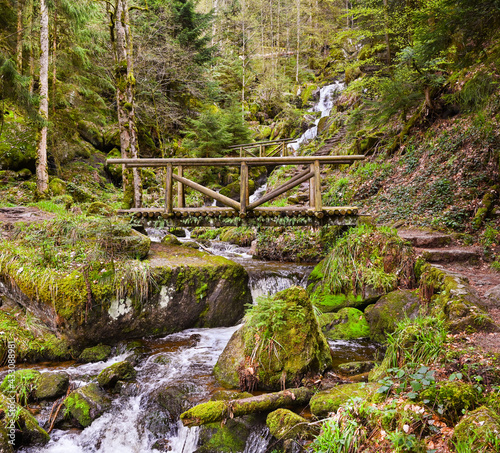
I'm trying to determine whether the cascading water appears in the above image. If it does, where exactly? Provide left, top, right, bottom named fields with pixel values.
left=290, top=81, right=345, bottom=151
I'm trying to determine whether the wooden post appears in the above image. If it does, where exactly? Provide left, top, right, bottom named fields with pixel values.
left=165, top=163, right=173, bottom=214
left=259, top=144, right=263, bottom=157
left=177, top=165, right=185, bottom=208
left=314, top=159, right=322, bottom=212
left=240, top=162, right=249, bottom=215
left=240, top=146, right=243, bottom=157
left=309, top=163, right=315, bottom=209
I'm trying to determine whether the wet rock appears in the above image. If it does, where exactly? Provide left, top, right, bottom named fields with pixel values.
left=266, top=409, right=314, bottom=441
left=195, top=416, right=255, bottom=453
left=97, top=361, right=136, bottom=389
left=169, top=228, right=186, bottom=238
left=78, top=344, right=112, bottom=363
left=310, top=382, right=381, bottom=417
left=63, top=383, right=111, bottom=428
left=214, top=287, right=332, bottom=391
left=365, top=289, right=420, bottom=342
left=161, top=233, right=181, bottom=246
left=0, top=392, right=49, bottom=447
left=453, top=406, right=500, bottom=451
left=319, top=307, right=370, bottom=340
left=35, top=372, right=69, bottom=400
left=337, top=361, right=376, bottom=376
left=182, top=240, right=200, bottom=249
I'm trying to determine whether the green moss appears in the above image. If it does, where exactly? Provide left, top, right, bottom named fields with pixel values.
left=0, top=370, right=41, bottom=405
left=421, top=381, right=479, bottom=423
left=97, top=361, right=136, bottom=388
left=266, top=409, right=311, bottom=441
left=78, top=344, right=112, bottom=363
left=49, top=178, right=66, bottom=196
left=35, top=372, right=69, bottom=400
left=310, top=383, right=382, bottom=417
left=200, top=420, right=249, bottom=452
left=319, top=307, right=370, bottom=340
left=63, top=383, right=111, bottom=428
left=453, top=406, right=500, bottom=451
left=180, top=400, right=228, bottom=425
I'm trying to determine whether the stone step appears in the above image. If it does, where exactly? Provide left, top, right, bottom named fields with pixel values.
left=419, top=247, right=482, bottom=264
left=398, top=229, right=453, bottom=248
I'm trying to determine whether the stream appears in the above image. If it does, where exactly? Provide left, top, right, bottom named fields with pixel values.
left=12, top=79, right=376, bottom=453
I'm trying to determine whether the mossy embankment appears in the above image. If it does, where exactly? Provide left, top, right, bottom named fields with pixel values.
left=0, top=214, right=251, bottom=353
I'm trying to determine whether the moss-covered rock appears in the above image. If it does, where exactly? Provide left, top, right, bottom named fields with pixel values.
left=319, top=307, right=370, bottom=340
left=214, top=287, right=332, bottom=390
left=161, top=233, right=182, bottom=246
left=87, top=202, right=116, bottom=217
left=63, top=383, right=111, bottom=428
left=337, top=361, right=376, bottom=376
left=0, top=426, right=13, bottom=453
left=16, top=168, right=32, bottom=181
left=365, top=290, right=420, bottom=342
left=218, top=179, right=255, bottom=205
left=78, top=344, right=112, bottom=363
left=453, top=406, right=500, bottom=451
left=66, top=182, right=94, bottom=202
left=309, top=382, right=381, bottom=417
left=49, top=178, right=66, bottom=196
left=219, top=227, right=256, bottom=247
left=421, top=264, right=497, bottom=333
left=97, top=361, right=136, bottom=388
left=420, top=381, right=479, bottom=423
left=0, top=392, right=49, bottom=447
left=266, top=409, right=313, bottom=441
left=34, top=372, right=69, bottom=400
left=195, top=418, right=254, bottom=453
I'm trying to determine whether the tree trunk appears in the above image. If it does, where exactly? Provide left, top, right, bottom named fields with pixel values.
left=382, top=0, right=391, bottom=65
left=36, top=0, right=49, bottom=195
left=16, top=0, right=24, bottom=72
left=112, top=0, right=142, bottom=208
left=295, top=0, right=300, bottom=82
left=180, top=387, right=313, bottom=427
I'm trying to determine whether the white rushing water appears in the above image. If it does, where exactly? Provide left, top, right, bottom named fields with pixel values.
left=289, top=81, right=345, bottom=151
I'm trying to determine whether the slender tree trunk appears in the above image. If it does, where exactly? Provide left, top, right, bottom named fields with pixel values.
left=52, top=0, right=57, bottom=112
left=295, top=0, right=300, bottom=83
left=382, top=0, right=391, bottom=64
left=16, top=0, right=24, bottom=72
left=28, top=0, right=35, bottom=95
left=36, top=0, right=49, bottom=195
left=112, top=0, right=142, bottom=208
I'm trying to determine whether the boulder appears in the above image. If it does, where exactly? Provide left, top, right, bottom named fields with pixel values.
left=161, top=233, right=181, bottom=246
left=0, top=392, right=49, bottom=447
left=214, top=287, right=332, bottom=390
left=78, top=344, right=112, bottom=363
left=266, top=409, right=313, bottom=441
left=365, top=289, right=420, bottom=342
left=309, top=382, right=381, bottom=417
left=453, top=406, right=500, bottom=451
left=319, top=308, right=370, bottom=340
left=86, top=202, right=116, bottom=217
left=337, top=361, right=376, bottom=376
left=97, top=361, right=136, bottom=388
left=49, top=178, right=66, bottom=196
left=35, top=372, right=69, bottom=400
left=63, top=383, right=111, bottom=428
left=421, top=264, right=497, bottom=333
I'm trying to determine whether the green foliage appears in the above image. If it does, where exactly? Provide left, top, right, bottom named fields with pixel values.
left=387, top=430, right=426, bottom=453
left=321, top=224, right=415, bottom=296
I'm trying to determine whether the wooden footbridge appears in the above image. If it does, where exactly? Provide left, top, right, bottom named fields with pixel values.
left=108, top=151, right=365, bottom=228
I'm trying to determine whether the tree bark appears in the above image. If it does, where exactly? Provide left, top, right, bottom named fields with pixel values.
left=36, top=0, right=49, bottom=195
left=16, top=0, right=24, bottom=72
left=180, top=387, right=313, bottom=427
left=111, top=0, right=142, bottom=208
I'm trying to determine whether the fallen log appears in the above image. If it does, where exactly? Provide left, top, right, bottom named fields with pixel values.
left=180, top=387, right=313, bottom=427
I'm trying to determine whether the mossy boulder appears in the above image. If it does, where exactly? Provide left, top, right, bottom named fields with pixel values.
left=49, top=178, right=66, bottom=196
left=63, top=383, right=111, bottom=428
left=219, top=227, right=256, bottom=247
left=453, top=406, right=500, bottom=451
left=319, top=307, right=370, bottom=340
left=307, top=261, right=384, bottom=313
left=421, top=264, right=497, bottom=333
left=105, top=148, right=122, bottom=182
left=87, top=202, right=116, bottom=217
left=16, top=168, right=32, bottom=181
left=78, top=344, right=112, bottom=363
left=34, top=372, right=69, bottom=400
left=420, top=381, right=479, bottom=423
left=0, top=426, right=13, bottom=453
left=66, top=182, right=94, bottom=202
left=214, top=287, right=332, bottom=390
left=196, top=417, right=256, bottom=453
left=161, top=233, right=181, bottom=246
left=97, top=361, right=136, bottom=388
left=218, top=179, right=255, bottom=205
left=107, top=228, right=151, bottom=260
left=266, top=409, right=313, bottom=441
left=0, top=392, right=49, bottom=447
left=310, top=382, right=381, bottom=417
left=364, top=290, right=420, bottom=342
left=337, top=361, right=376, bottom=376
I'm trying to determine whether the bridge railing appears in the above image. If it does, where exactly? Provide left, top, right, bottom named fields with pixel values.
left=226, top=138, right=297, bottom=158
left=107, top=155, right=365, bottom=219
